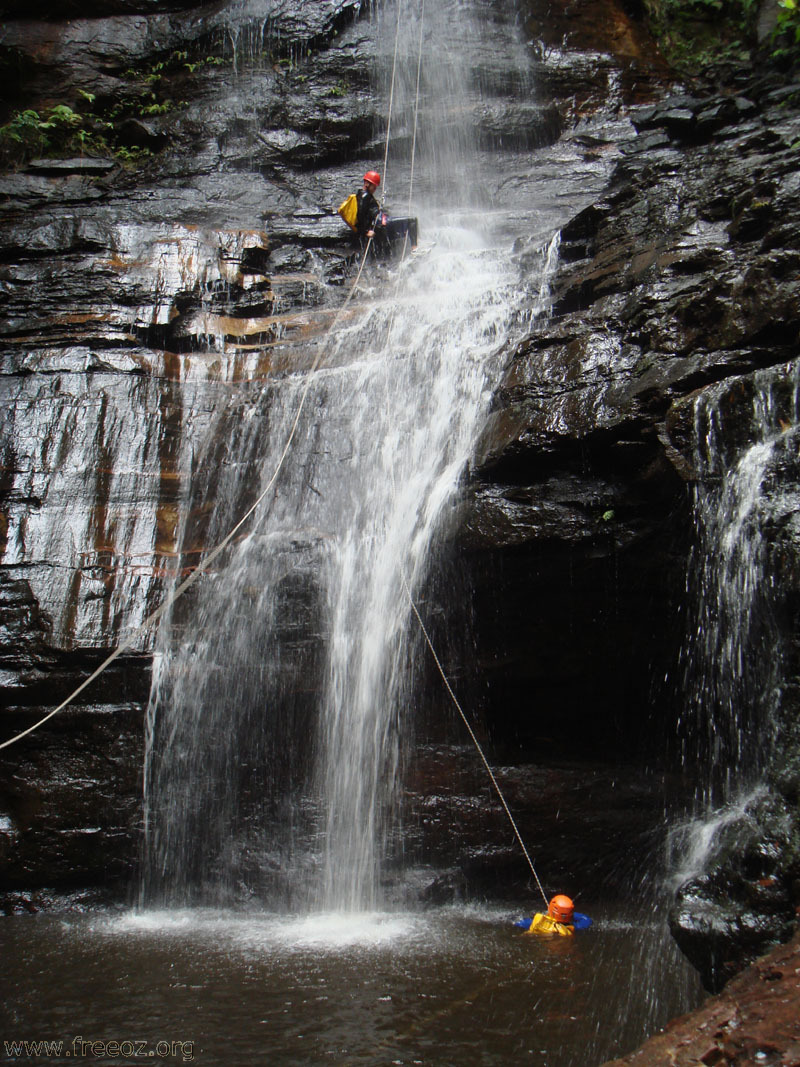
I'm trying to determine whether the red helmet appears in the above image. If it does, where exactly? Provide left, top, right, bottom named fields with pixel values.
left=363, top=170, right=381, bottom=187
left=547, top=895, right=574, bottom=924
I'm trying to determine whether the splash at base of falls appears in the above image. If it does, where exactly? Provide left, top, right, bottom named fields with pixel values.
left=117, top=907, right=424, bottom=950
left=3, top=901, right=703, bottom=1067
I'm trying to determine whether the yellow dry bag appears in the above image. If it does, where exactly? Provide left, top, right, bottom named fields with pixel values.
left=337, top=193, right=359, bottom=232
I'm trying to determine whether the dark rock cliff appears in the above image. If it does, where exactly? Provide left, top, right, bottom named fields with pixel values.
left=0, top=0, right=662, bottom=902
left=465, top=62, right=800, bottom=989
left=0, top=0, right=798, bottom=1015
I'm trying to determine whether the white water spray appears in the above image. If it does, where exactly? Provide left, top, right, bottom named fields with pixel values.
left=141, top=0, right=560, bottom=911
left=673, top=360, right=800, bottom=877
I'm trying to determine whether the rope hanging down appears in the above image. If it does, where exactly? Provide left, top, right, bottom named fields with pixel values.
left=0, top=0, right=409, bottom=755
left=401, top=574, right=549, bottom=907
left=380, top=0, right=404, bottom=201
left=407, top=0, right=425, bottom=211
left=0, top=246, right=373, bottom=754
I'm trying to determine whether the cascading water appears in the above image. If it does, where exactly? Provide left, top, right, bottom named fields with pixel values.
left=141, top=0, right=557, bottom=913
left=669, top=360, right=800, bottom=883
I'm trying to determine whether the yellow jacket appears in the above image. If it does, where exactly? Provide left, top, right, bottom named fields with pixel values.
left=524, top=912, right=575, bottom=937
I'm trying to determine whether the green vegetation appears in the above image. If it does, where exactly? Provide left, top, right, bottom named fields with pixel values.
left=0, top=48, right=229, bottom=171
left=643, top=0, right=800, bottom=76
left=0, top=98, right=158, bottom=169
left=0, top=104, right=97, bottom=166
left=124, top=49, right=226, bottom=85
left=774, top=0, right=800, bottom=58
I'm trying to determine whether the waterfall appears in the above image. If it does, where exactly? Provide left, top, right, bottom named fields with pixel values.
left=141, top=0, right=558, bottom=912
left=670, top=359, right=800, bottom=880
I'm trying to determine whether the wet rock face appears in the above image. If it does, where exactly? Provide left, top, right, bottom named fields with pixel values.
left=479, top=87, right=800, bottom=483
left=0, top=0, right=663, bottom=902
left=0, top=702, right=145, bottom=901
left=471, top=76, right=800, bottom=983
left=404, top=745, right=690, bottom=906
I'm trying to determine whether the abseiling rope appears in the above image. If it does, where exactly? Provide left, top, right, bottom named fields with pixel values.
left=0, top=246, right=373, bottom=754
left=401, top=573, right=549, bottom=907
left=0, top=0, right=406, bottom=755
left=380, top=0, right=404, bottom=200
left=3, top=0, right=551, bottom=917
left=406, top=0, right=425, bottom=210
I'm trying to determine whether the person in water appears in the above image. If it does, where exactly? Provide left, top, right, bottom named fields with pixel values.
left=515, top=894, right=592, bottom=937
left=346, top=170, right=419, bottom=255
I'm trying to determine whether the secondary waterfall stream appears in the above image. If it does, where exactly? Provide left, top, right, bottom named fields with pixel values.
left=669, top=359, right=800, bottom=892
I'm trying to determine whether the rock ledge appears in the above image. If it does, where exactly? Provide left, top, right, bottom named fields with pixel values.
left=601, top=928, right=800, bottom=1066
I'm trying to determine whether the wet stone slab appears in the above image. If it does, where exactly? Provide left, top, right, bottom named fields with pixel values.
left=599, top=929, right=800, bottom=1067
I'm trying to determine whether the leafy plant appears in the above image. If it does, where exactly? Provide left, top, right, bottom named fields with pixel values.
left=0, top=109, right=46, bottom=148
left=137, top=94, right=174, bottom=116
left=0, top=43, right=233, bottom=172
left=48, top=104, right=82, bottom=126
left=774, top=0, right=800, bottom=53
left=0, top=104, right=93, bottom=164
left=114, top=145, right=153, bottom=164
left=645, top=0, right=800, bottom=69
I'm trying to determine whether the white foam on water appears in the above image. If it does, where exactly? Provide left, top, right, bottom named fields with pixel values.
left=98, top=907, right=431, bottom=955
left=266, top=911, right=426, bottom=950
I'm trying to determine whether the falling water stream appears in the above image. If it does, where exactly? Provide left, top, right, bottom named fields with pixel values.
left=139, top=0, right=551, bottom=913
left=141, top=228, right=532, bottom=912
left=669, top=359, right=800, bottom=891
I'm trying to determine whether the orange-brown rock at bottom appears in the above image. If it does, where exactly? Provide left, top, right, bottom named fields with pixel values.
left=600, top=928, right=800, bottom=1067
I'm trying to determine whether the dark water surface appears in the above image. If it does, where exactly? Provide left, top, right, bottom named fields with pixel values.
left=2, top=905, right=703, bottom=1066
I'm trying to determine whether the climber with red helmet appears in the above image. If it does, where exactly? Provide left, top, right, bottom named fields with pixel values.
left=514, top=894, right=593, bottom=937
left=356, top=170, right=383, bottom=244
left=337, top=169, right=419, bottom=257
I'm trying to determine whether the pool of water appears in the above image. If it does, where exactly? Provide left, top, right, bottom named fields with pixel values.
left=1, top=903, right=703, bottom=1066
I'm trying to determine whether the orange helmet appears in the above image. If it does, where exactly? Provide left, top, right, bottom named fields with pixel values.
left=363, top=170, right=381, bottom=187
left=547, top=894, right=574, bottom=924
